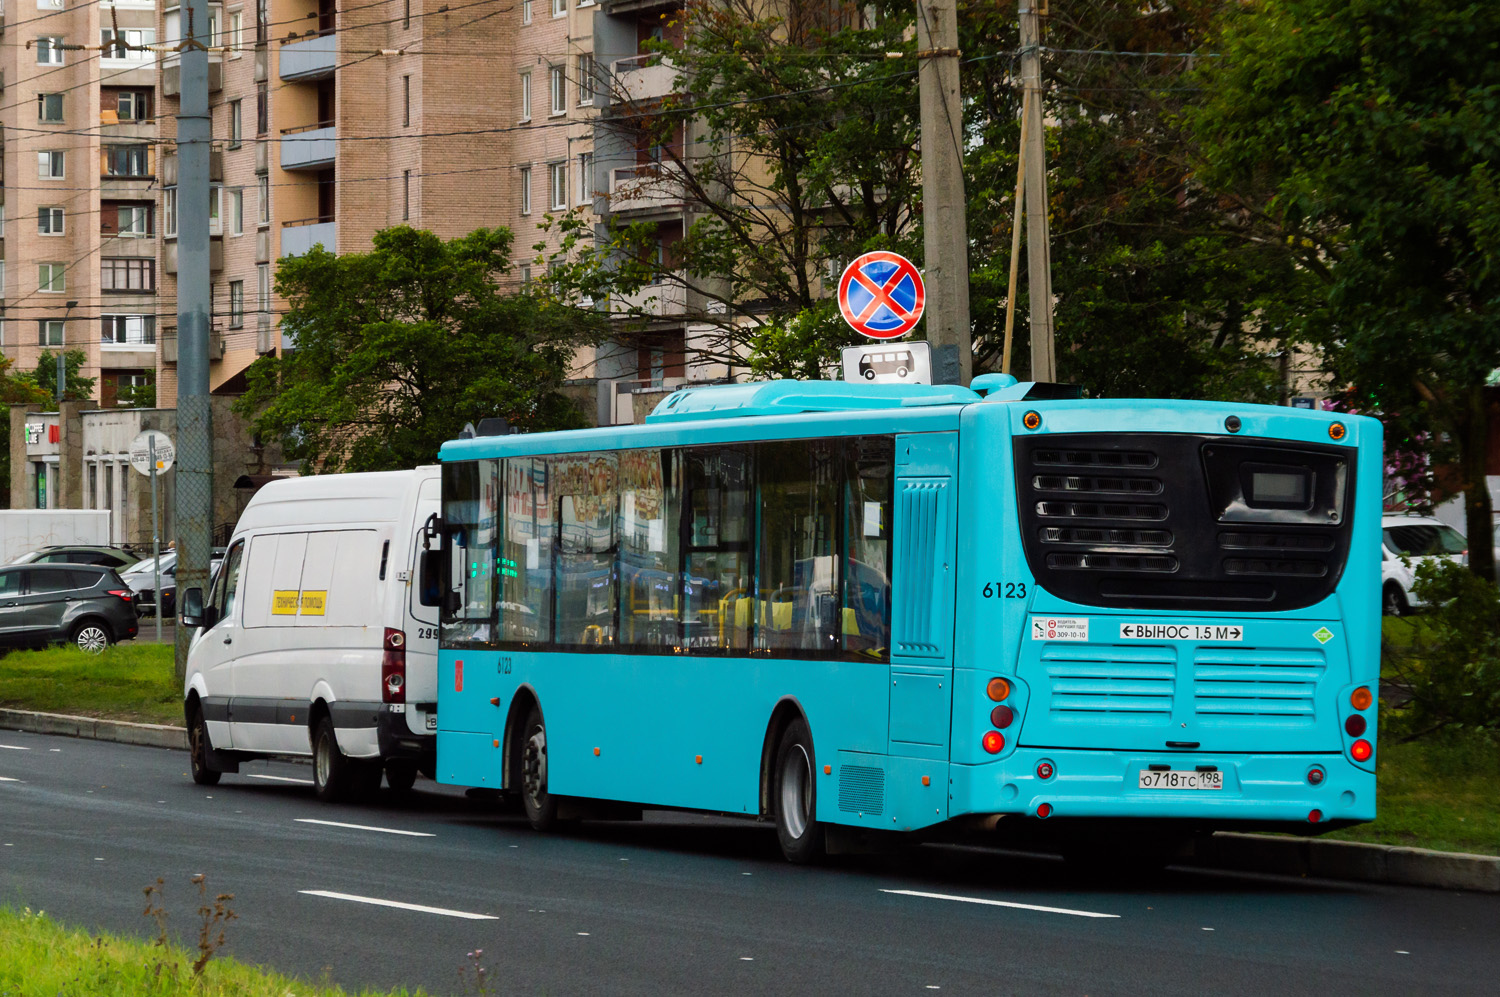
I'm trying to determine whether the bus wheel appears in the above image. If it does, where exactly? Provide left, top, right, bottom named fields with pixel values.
left=521, top=705, right=559, bottom=831
left=386, top=760, right=418, bottom=794
left=313, top=716, right=352, bottom=803
left=773, top=719, right=825, bottom=863
left=187, top=703, right=221, bottom=787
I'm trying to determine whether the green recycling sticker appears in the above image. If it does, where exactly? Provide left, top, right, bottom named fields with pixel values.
left=1313, top=627, right=1334, bottom=645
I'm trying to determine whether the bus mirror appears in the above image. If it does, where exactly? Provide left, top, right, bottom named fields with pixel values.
left=181, top=587, right=205, bottom=629
left=418, top=549, right=443, bottom=607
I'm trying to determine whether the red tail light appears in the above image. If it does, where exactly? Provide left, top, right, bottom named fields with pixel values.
left=106, top=589, right=133, bottom=603
left=982, top=731, right=1004, bottom=754
left=990, top=705, right=1015, bottom=729
left=1350, top=739, right=1372, bottom=762
left=382, top=627, right=407, bottom=704
left=1308, top=809, right=1323, bottom=823
left=1036, top=761, right=1054, bottom=780
left=1036, top=802, right=1053, bottom=818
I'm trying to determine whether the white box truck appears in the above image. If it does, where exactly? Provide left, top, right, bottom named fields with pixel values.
left=0, top=510, right=112, bottom=562
left=181, top=468, right=442, bottom=800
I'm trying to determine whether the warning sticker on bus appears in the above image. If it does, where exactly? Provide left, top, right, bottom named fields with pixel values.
left=1031, top=617, right=1089, bottom=641
left=1119, top=622, right=1243, bottom=641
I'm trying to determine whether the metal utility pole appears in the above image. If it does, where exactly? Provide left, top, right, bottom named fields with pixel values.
left=1019, top=2, right=1056, bottom=381
left=174, top=0, right=214, bottom=678
left=917, top=0, right=972, bottom=386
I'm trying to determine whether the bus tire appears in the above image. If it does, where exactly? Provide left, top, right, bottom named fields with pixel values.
left=773, top=719, right=825, bottom=864
left=521, top=705, right=559, bottom=831
left=386, top=760, right=419, bottom=794
left=187, top=702, right=221, bottom=787
left=312, top=716, right=352, bottom=803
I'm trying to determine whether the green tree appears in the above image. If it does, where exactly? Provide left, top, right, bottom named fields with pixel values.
left=237, top=226, right=601, bottom=473
left=0, top=356, right=51, bottom=509
left=32, top=350, right=97, bottom=403
left=1194, top=0, right=1500, bottom=579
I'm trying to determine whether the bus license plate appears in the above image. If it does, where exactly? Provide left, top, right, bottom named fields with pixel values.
left=1139, top=769, right=1222, bottom=790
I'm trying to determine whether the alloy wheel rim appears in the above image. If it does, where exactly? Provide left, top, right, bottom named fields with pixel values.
left=316, top=731, right=331, bottom=788
left=780, top=744, right=811, bottom=839
left=76, top=627, right=107, bottom=653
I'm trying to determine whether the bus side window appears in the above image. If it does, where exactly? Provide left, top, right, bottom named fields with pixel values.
left=618, top=448, right=679, bottom=650
left=440, top=459, right=498, bottom=646
left=682, top=448, right=752, bottom=651
left=499, top=457, right=553, bottom=644
left=843, top=437, right=893, bottom=657
left=554, top=452, right=618, bottom=646
left=756, top=439, right=840, bottom=654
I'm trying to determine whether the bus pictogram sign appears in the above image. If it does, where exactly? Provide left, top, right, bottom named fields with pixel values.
left=837, top=251, right=925, bottom=339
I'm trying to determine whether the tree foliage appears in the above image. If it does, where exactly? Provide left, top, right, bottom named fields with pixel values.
left=1385, top=560, right=1500, bottom=738
left=237, top=227, right=600, bottom=473
left=1193, top=0, right=1500, bottom=577
left=31, top=350, right=96, bottom=403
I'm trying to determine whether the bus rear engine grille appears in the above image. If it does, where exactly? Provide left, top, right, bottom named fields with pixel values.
left=1040, top=527, right=1173, bottom=546
left=1042, top=647, right=1175, bottom=722
left=1047, top=552, right=1177, bottom=573
left=1224, top=558, right=1329, bottom=578
left=1193, top=648, right=1325, bottom=725
left=1032, top=474, right=1163, bottom=495
left=1036, top=501, right=1167, bottom=521
left=1032, top=448, right=1158, bottom=469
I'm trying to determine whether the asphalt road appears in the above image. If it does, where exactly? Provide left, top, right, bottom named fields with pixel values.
left=1, top=731, right=1495, bottom=996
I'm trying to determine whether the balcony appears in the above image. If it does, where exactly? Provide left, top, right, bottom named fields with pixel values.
left=281, top=218, right=336, bottom=257
left=611, top=56, right=677, bottom=105
left=613, top=277, right=688, bottom=318
left=280, top=123, right=336, bottom=171
left=280, top=33, right=336, bottom=81
left=608, top=162, right=688, bottom=216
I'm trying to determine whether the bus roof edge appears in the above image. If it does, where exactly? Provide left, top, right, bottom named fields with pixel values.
left=644, top=379, right=982, bottom=423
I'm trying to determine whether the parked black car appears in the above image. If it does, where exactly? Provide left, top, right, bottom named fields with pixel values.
left=0, top=564, right=140, bottom=652
left=122, top=550, right=226, bottom=618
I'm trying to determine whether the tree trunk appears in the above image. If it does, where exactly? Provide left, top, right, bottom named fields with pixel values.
left=1459, top=383, right=1495, bottom=582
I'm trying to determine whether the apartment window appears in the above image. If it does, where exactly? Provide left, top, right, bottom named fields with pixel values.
left=519, top=167, right=532, bottom=215
left=403, top=0, right=411, bottom=29
left=164, top=187, right=179, bottom=236
left=38, top=207, right=64, bottom=235
left=402, top=170, right=411, bottom=220
left=578, top=152, right=594, bottom=202
left=577, top=55, right=595, bottom=106
left=521, top=0, right=532, bottom=24
left=36, top=37, right=65, bottom=65
left=228, top=99, right=242, bottom=147
left=101, top=28, right=155, bottom=60
left=229, top=10, right=242, bottom=54
left=256, top=0, right=268, bottom=44
left=209, top=186, right=223, bottom=235
left=228, top=282, right=244, bottom=328
left=115, top=204, right=154, bottom=237
left=258, top=175, right=270, bottom=225
left=207, top=5, right=221, bottom=47
left=520, top=266, right=532, bottom=287
left=38, top=264, right=66, bottom=294
left=257, top=263, right=271, bottom=312
left=256, top=83, right=268, bottom=135
left=103, top=144, right=150, bottom=177
left=552, top=0, right=565, bottom=17
left=101, top=258, right=156, bottom=293
left=38, top=321, right=65, bottom=347
left=519, top=72, right=532, bottom=121
left=100, top=315, right=156, bottom=346
left=227, top=189, right=243, bottom=235
left=403, top=75, right=411, bottom=127
left=549, top=66, right=566, bottom=116
left=115, top=89, right=152, bottom=122
left=38, top=151, right=65, bottom=179
left=550, top=162, right=567, bottom=210
left=38, top=93, right=64, bottom=122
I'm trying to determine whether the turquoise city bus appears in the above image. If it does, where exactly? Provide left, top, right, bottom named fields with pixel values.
left=429, top=377, right=1382, bottom=862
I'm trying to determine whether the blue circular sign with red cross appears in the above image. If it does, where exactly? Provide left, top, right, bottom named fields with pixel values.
left=837, top=251, right=926, bottom=339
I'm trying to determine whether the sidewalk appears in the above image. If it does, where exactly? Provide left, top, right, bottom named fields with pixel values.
left=2, top=706, right=1495, bottom=893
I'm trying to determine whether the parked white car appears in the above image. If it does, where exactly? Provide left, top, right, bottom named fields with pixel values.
left=1380, top=514, right=1468, bottom=615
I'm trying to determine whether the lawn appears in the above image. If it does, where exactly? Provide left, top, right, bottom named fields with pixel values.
left=0, top=904, right=432, bottom=997
left=0, top=643, right=180, bottom=726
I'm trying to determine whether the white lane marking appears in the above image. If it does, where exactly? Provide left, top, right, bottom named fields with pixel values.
left=248, top=773, right=313, bottom=785
left=0, top=745, right=30, bottom=751
left=0, top=776, right=20, bottom=783
left=295, top=818, right=434, bottom=838
left=300, top=890, right=496, bottom=920
left=880, top=889, right=1120, bottom=920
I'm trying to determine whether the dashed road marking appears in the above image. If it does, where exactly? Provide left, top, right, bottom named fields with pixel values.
left=880, top=888, right=1120, bottom=919
left=295, top=818, right=434, bottom=837
left=248, top=773, right=314, bottom=785
left=300, top=890, right=496, bottom=920
left=0, top=745, right=30, bottom=751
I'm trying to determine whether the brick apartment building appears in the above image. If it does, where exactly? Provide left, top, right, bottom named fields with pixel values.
left=0, top=0, right=163, bottom=407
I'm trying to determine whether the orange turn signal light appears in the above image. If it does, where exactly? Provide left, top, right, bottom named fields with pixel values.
left=1350, top=686, right=1373, bottom=711
left=986, top=677, right=1012, bottom=702
left=1329, top=422, right=1347, bottom=441
left=1022, top=410, right=1042, bottom=430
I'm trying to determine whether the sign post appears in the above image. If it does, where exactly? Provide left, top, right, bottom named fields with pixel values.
left=130, top=430, right=176, bottom=643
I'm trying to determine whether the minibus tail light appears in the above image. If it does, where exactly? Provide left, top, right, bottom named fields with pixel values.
left=382, top=627, right=407, bottom=704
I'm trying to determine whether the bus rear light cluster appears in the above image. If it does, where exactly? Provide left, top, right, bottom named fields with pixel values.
left=1345, top=714, right=1367, bottom=737
left=982, top=731, right=1005, bottom=754
left=1350, top=686, right=1373, bottom=711
left=990, top=705, right=1014, bottom=729
left=1350, top=739, right=1372, bottom=762
left=1036, top=761, right=1054, bottom=781
left=381, top=627, right=407, bottom=704
left=986, top=678, right=1011, bottom=702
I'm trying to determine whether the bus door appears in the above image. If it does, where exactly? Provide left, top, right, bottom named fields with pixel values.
left=888, top=433, right=957, bottom=760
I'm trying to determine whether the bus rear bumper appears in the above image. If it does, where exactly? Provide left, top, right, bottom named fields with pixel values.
left=951, top=747, right=1376, bottom=824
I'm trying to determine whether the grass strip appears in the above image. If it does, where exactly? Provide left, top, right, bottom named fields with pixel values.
left=0, top=643, right=180, bottom=726
left=0, top=906, right=428, bottom=997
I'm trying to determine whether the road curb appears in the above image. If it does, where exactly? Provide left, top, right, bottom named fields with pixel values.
left=2, top=707, right=1494, bottom=892
left=1200, top=832, right=1500, bottom=893
left=0, top=708, right=187, bottom=751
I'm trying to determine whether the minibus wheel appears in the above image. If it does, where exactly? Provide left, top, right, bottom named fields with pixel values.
left=774, top=719, right=825, bottom=864
left=521, top=705, right=559, bottom=831
left=386, top=760, right=418, bottom=794
left=313, top=716, right=352, bottom=802
left=187, top=703, right=221, bottom=787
